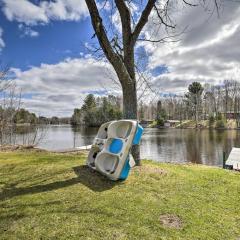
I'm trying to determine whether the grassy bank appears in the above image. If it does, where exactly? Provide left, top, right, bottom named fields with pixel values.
left=0, top=150, right=239, bottom=240
left=149, top=119, right=239, bottom=129
left=176, top=119, right=239, bottom=129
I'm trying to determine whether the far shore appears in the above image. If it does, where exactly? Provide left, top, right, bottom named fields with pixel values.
left=148, top=119, right=240, bottom=130
left=4, top=119, right=240, bottom=130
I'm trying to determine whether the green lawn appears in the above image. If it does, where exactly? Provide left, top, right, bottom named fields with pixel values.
left=0, top=150, right=239, bottom=240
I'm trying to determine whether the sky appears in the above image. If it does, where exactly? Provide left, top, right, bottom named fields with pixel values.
left=0, top=0, right=240, bottom=117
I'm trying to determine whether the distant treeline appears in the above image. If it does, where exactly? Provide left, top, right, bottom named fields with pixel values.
left=0, top=107, right=70, bottom=125
left=139, top=80, right=240, bottom=128
left=71, top=94, right=122, bottom=127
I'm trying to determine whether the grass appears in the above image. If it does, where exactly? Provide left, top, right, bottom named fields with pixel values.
left=0, top=150, right=240, bottom=240
left=176, top=119, right=238, bottom=129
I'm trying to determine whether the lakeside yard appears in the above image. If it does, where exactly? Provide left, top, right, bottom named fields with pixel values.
left=0, top=150, right=239, bottom=240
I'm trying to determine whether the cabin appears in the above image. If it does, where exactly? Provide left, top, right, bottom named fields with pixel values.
left=221, top=111, right=240, bottom=119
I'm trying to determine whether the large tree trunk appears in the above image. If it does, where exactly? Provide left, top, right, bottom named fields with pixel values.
left=122, top=78, right=140, bottom=165
left=122, top=83, right=137, bottom=119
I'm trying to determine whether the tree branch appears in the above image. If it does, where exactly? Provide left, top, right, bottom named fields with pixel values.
left=85, top=0, right=120, bottom=68
left=182, top=0, right=198, bottom=7
left=132, top=0, right=156, bottom=44
left=114, top=0, right=132, bottom=47
left=153, top=4, right=176, bottom=29
left=85, top=0, right=132, bottom=85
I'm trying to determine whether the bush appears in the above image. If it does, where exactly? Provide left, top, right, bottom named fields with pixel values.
left=157, top=118, right=165, bottom=126
left=209, top=115, right=215, bottom=128
left=216, top=119, right=226, bottom=128
left=216, top=113, right=223, bottom=121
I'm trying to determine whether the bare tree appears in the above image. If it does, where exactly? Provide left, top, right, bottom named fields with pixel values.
left=0, top=65, right=21, bottom=144
left=85, top=0, right=221, bottom=164
left=0, top=64, right=49, bottom=148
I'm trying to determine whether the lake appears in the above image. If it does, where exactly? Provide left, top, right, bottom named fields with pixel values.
left=6, top=125, right=240, bottom=167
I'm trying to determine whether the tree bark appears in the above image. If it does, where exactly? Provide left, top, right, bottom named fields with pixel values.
left=121, top=75, right=140, bottom=165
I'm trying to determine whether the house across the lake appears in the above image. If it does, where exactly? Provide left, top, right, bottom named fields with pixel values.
left=221, top=111, right=240, bottom=119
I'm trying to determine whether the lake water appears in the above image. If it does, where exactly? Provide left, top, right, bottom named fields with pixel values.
left=25, top=125, right=240, bottom=167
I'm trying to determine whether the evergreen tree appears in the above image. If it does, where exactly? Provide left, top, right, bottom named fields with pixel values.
left=186, top=82, right=204, bottom=127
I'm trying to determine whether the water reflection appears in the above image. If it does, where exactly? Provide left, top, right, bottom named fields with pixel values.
left=4, top=125, right=240, bottom=167
left=72, top=125, right=98, bottom=147
left=140, top=128, right=240, bottom=166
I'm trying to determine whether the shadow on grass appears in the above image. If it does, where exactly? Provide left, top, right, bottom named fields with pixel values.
left=0, top=165, right=120, bottom=201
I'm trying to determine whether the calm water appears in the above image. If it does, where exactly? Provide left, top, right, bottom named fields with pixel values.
left=11, top=125, right=240, bottom=167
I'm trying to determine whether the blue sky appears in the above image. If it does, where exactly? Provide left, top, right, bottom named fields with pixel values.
left=0, top=0, right=240, bottom=117
left=0, top=7, right=93, bottom=70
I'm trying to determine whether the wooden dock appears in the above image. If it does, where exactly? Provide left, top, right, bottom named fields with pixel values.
left=225, top=147, right=240, bottom=170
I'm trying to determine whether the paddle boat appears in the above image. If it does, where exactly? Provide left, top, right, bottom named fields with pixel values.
left=87, top=120, right=143, bottom=180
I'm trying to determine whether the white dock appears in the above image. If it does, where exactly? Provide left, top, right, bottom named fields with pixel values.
left=76, top=145, right=92, bottom=150
left=225, top=147, right=240, bottom=170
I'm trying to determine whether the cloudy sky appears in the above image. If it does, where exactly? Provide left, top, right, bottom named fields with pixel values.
left=0, top=0, right=239, bottom=117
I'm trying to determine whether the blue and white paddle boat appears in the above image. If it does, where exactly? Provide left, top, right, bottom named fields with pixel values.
left=87, top=120, right=143, bottom=180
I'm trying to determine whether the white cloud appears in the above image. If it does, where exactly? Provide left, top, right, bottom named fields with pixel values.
left=2, top=0, right=48, bottom=25
left=41, top=0, right=88, bottom=21
left=1, top=0, right=88, bottom=25
left=142, top=1, right=240, bottom=93
left=0, top=27, right=5, bottom=50
left=18, top=24, right=39, bottom=37
left=12, top=57, right=118, bottom=117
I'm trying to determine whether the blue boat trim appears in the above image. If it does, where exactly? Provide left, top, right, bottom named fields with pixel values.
left=119, top=156, right=130, bottom=180
left=133, top=124, right=143, bottom=145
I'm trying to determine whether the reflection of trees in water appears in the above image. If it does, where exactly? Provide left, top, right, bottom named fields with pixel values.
left=143, top=129, right=240, bottom=166
left=152, top=129, right=201, bottom=164
left=235, top=131, right=240, bottom=148
left=203, top=130, right=222, bottom=166
left=184, top=130, right=201, bottom=164
left=185, top=130, right=229, bottom=166
left=222, top=130, right=240, bottom=156
left=209, top=130, right=238, bottom=158
left=155, top=129, right=167, bottom=157
left=1, top=125, right=47, bottom=146
left=71, top=125, right=98, bottom=147
left=15, top=125, right=36, bottom=134
left=163, top=129, right=189, bottom=163
left=215, top=130, right=226, bottom=144
left=184, top=130, right=240, bottom=166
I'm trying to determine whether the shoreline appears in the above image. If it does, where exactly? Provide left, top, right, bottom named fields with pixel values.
left=149, top=126, right=240, bottom=130
left=0, top=145, right=225, bottom=169
left=148, top=119, right=240, bottom=130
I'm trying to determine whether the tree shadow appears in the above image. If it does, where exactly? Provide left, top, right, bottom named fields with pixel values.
left=0, top=165, right=120, bottom=201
